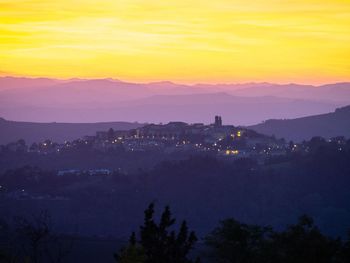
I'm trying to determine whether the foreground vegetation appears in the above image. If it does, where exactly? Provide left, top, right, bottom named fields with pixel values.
left=1, top=204, right=350, bottom=263
left=0, top=136, right=350, bottom=261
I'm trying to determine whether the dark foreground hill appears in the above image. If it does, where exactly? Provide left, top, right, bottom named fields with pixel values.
left=0, top=118, right=143, bottom=144
left=249, top=105, right=350, bottom=142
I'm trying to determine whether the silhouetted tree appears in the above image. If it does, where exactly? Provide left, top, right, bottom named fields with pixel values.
left=30, top=142, right=39, bottom=152
left=115, top=203, right=199, bottom=263
left=205, top=215, right=344, bottom=263
left=272, top=215, right=340, bottom=263
left=14, top=211, right=73, bottom=263
left=114, top=232, right=146, bottom=263
left=205, top=218, right=273, bottom=263
left=340, top=230, right=350, bottom=262
left=15, top=211, right=51, bottom=263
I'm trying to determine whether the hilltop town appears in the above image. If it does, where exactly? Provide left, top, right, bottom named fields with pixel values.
left=1, top=116, right=286, bottom=159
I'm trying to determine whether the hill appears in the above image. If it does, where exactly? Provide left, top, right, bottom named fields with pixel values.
left=0, top=118, right=143, bottom=144
left=249, top=105, right=350, bottom=142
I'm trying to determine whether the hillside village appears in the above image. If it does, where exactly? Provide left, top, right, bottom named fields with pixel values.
left=1, top=116, right=286, bottom=159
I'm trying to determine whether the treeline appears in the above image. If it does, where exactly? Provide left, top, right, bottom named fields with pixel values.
left=0, top=211, right=74, bottom=263
left=1, top=140, right=350, bottom=238
left=205, top=215, right=350, bottom=263
left=116, top=204, right=350, bottom=263
left=1, top=205, right=350, bottom=263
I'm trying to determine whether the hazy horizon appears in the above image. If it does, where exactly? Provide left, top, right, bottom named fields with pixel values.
left=1, top=75, right=350, bottom=87
left=1, top=76, right=350, bottom=124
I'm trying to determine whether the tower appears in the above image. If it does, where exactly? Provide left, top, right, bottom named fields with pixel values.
left=214, top=115, right=222, bottom=127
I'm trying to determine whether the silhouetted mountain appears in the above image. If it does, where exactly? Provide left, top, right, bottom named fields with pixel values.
left=1, top=77, right=349, bottom=123
left=249, top=105, right=350, bottom=141
left=0, top=76, right=60, bottom=91
left=0, top=118, right=143, bottom=144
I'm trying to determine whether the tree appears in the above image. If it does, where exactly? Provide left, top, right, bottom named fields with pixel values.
left=14, top=211, right=73, bottom=263
left=115, top=203, right=199, bottom=263
left=205, top=215, right=342, bottom=263
left=15, top=211, right=51, bottom=263
left=114, top=233, right=146, bottom=263
left=205, top=218, right=273, bottom=263
left=30, top=142, right=39, bottom=152
left=271, top=215, right=340, bottom=263
left=17, top=139, right=26, bottom=148
left=339, top=230, right=350, bottom=262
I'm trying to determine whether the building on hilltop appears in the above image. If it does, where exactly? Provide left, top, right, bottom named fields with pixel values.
left=94, top=116, right=237, bottom=143
left=137, top=122, right=189, bottom=139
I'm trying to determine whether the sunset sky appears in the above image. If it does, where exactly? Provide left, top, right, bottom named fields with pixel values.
left=0, top=0, right=349, bottom=84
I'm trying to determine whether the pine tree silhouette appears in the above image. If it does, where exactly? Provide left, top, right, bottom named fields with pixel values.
left=115, top=203, right=200, bottom=263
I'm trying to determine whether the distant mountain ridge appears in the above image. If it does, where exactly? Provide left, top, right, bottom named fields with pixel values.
left=232, top=82, right=350, bottom=103
left=1, top=77, right=349, bottom=124
left=1, top=77, right=350, bottom=102
left=249, top=105, right=350, bottom=142
left=0, top=94, right=338, bottom=125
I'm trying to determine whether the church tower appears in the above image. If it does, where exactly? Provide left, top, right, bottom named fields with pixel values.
left=214, top=115, right=222, bottom=127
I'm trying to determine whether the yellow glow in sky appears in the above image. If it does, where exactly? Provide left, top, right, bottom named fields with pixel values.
left=0, top=0, right=349, bottom=84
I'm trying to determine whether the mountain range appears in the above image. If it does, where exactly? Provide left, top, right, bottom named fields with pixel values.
left=1, top=77, right=349, bottom=125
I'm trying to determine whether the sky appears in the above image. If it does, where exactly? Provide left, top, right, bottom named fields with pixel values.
left=0, top=0, right=349, bottom=84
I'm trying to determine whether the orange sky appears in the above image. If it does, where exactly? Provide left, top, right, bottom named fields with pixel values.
left=0, top=0, right=350, bottom=84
